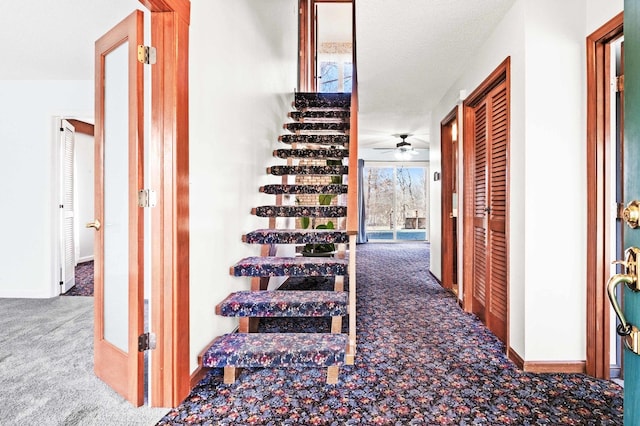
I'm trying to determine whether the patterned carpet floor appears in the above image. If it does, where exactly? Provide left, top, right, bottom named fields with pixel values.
left=62, top=260, right=94, bottom=296
left=157, top=243, right=623, bottom=425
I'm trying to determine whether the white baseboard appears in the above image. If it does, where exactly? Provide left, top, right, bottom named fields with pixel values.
left=77, top=256, right=94, bottom=264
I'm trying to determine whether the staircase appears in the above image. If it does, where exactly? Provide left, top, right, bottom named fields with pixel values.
left=201, top=92, right=356, bottom=385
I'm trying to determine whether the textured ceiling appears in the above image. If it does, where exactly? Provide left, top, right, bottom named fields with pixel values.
left=356, top=0, right=516, bottom=150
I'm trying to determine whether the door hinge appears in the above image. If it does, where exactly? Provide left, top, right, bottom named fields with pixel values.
left=616, top=75, right=624, bottom=93
left=138, top=189, right=157, bottom=208
left=138, top=332, right=157, bottom=352
left=137, top=45, right=157, bottom=65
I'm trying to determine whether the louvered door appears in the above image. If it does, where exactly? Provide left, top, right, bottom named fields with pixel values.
left=472, top=103, right=488, bottom=321
left=59, top=120, right=76, bottom=293
left=471, top=80, right=509, bottom=343
left=487, top=83, right=508, bottom=343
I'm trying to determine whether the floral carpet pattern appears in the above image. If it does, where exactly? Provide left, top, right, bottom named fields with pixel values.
left=157, top=243, right=623, bottom=425
left=62, top=260, right=93, bottom=296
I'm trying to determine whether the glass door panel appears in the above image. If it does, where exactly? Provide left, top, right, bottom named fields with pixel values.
left=315, top=2, right=352, bottom=93
left=364, top=164, right=428, bottom=241
left=103, top=41, right=130, bottom=352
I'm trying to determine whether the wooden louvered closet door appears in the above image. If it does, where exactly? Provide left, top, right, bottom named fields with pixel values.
left=471, top=81, right=508, bottom=343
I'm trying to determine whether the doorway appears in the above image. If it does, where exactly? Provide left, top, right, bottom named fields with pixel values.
left=585, top=12, right=624, bottom=381
left=299, top=0, right=353, bottom=92
left=440, top=108, right=459, bottom=294
left=363, top=163, right=429, bottom=242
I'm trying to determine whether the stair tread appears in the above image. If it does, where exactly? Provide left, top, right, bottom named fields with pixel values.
left=273, top=148, right=348, bottom=159
left=216, top=290, right=348, bottom=317
left=202, top=333, right=347, bottom=368
left=260, top=184, right=348, bottom=195
left=279, top=134, right=349, bottom=145
left=231, top=256, right=348, bottom=277
left=284, top=122, right=349, bottom=132
left=268, top=165, right=348, bottom=176
left=253, top=205, right=347, bottom=218
left=289, top=110, right=350, bottom=121
left=244, top=229, right=349, bottom=245
left=294, top=92, right=351, bottom=110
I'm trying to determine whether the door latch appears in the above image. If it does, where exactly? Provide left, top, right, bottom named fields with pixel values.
left=607, top=246, right=640, bottom=355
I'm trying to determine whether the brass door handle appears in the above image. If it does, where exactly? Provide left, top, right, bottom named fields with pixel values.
left=86, top=219, right=101, bottom=231
left=607, top=246, right=640, bottom=355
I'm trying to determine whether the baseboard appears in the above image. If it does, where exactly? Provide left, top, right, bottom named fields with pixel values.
left=508, top=347, right=586, bottom=373
left=77, top=256, right=94, bottom=264
left=508, top=348, right=525, bottom=369
left=428, top=270, right=441, bottom=284
left=190, top=365, right=210, bottom=389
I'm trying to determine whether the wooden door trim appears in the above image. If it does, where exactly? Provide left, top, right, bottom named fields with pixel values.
left=440, top=107, right=457, bottom=291
left=93, top=9, right=145, bottom=406
left=139, top=0, right=191, bottom=407
left=462, top=57, right=510, bottom=348
left=585, top=11, right=623, bottom=379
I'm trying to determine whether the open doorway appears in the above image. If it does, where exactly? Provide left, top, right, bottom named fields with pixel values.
left=585, top=12, right=624, bottom=381
left=299, top=0, right=353, bottom=92
left=362, top=163, right=430, bottom=242
left=58, top=118, right=95, bottom=297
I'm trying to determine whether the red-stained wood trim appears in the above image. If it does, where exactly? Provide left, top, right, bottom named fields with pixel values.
left=508, top=347, right=586, bottom=374
left=139, top=0, right=191, bottom=408
left=66, top=119, right=94, bottom=136
left=585, top=12, right=623, bottom=380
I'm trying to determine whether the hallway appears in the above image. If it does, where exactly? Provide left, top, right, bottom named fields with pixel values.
left=158, top=243, right=623, bottom=424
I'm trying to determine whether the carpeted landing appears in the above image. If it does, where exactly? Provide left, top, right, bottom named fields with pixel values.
left=157, top=243, right=623, bottom=425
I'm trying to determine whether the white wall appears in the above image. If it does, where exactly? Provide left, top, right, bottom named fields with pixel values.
left=429, top=0, right=623, bottom=362
left=188, top=0, right=299, bottom=372
left=0, top=81, right=93, bottom=298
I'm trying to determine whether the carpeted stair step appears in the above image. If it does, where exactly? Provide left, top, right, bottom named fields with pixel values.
left=267, top=165, right=348, bottom=176
left=289, top=110, right=350, bottom=121
left=230, top=256, right=348, bottom=277
left=273, top=148, right=348, bottom=159
left=294, top=92, right=351, bottom=110
left=202, top=332, right=348, bottom=383
left=252, top=205, right=347, bottom=218
left=260, top=184, right=348, bottom=195
left=243, top=229, right=349, bottom=245
left=215, top=290, right=348, bottom=317
left=284, top=122, right=349, bottom=133
left=279, top=134, right=349, bottom=146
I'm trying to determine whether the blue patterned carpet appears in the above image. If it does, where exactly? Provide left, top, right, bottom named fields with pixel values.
left=62, top=261, right=94, bottom=296
left=157, top=243, right=623, bottom=425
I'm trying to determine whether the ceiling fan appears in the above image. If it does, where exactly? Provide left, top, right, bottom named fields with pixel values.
left=374, top=134, right=421, bottom=159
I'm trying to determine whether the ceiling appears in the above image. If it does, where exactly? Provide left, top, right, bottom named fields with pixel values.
left=356, top=0, right=516, bottom=152
left=0, top=0, right=517, bottom=156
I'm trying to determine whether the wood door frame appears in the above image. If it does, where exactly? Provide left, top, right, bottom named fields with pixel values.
left=440, top=107, right=458, bottom=292
left=585, top=11, right=623, bottom=380
left=462, top=57, right=511, bottom=346
left=298, top=0, right=352, bottom=92
left=93, top=10, right=145, bottom=406
left=138, top=0, right=191, bottom=407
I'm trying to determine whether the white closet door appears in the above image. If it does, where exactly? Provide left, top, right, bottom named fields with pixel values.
left=60, top=119, right=76, bottom=293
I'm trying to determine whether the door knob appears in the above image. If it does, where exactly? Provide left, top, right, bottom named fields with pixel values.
left=86, top=219, right=101, bottom=231
left=623, top=200, right=640, bottom=228
left=607, top=246, right=640, bottom=355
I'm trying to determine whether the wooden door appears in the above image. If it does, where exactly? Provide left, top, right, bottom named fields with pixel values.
left=92, top=10, right=145, bottom=406
left=465, top=62, right=510, bottom=345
